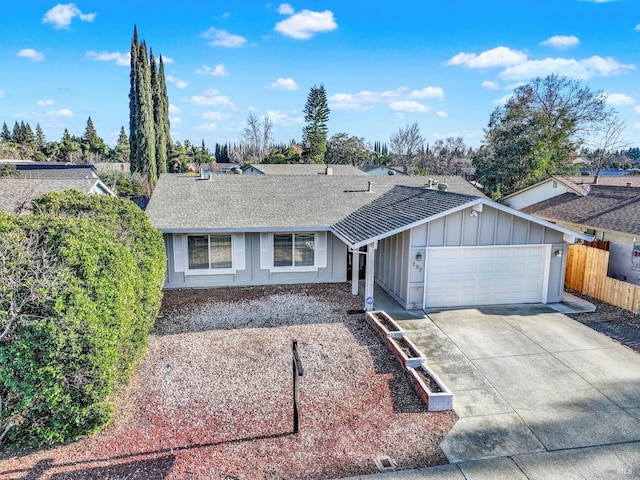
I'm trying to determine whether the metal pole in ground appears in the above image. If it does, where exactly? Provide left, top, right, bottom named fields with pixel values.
left=292, top=339, right=304, bottom=434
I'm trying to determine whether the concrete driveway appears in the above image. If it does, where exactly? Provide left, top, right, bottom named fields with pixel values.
left=396, top=304, right=640, bottom=464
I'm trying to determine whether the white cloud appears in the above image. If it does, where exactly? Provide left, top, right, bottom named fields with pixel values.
left=171, top=116, right=181, bottom=124
left=43, top=3, right=96, bottom=29
left=160, top=56, right=174, bottom=64
left=540, top=35, right=580, bottom=49
left=196, top=64, right=229, bottom=76
left=606, top=93, right=635, bottom=106
left=634, top=122, right=640, bottom=130
left=277, top=3, right=295, bottom=15
left=201, top=111, right=232, bottom=121
left=186, top=89, right=234, bottom=108
left=446, top=46, right=527, bottom=69
left=635, top=24, right=640, bottom=31
left=194, top=122, right=218, bottom=132
left=0, top=91, right=4, bottom=99
left=169, top=104, right=182, bottom=114
left=86, top=50, right=130, bottom=66
left=266, top=110, right=304, bottom=126
left=201, top=27, right=247, bottom=48
left=389, top=100, right=429, bottom=113
left=36, top=99, right=54, bottom=106
left=329, top=86, right=442, bottom=111
left=481, top=80, right=500, bottom=90
left=166, top=75, right=189, bottom=89
left=500, top=55, right=635, bottom=81
left=436, top=111, right=448, bottom=118
left=274, top=9, right=337, bottom=40
left=635, top=105, right=640, bottom=114
left=48, top=108, right=73, bottom=117
left=17, top=48, right=44, bottom=62
left=269, top=77, right=298, bottom=90
left=410, top=86, right=444, bottom=99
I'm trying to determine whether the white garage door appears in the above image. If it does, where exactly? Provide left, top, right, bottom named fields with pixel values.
left=425, top=246, right=548, bottom=308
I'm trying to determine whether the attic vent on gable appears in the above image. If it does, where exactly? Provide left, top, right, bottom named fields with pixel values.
left=437, top=182, right=448, bottom=191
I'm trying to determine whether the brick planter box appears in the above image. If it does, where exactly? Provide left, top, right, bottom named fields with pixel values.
left=387, top=335, right=427, bottom=368
left=407, top=364, right=453, bottom=412
left=365, top=310, right=405, bottom=339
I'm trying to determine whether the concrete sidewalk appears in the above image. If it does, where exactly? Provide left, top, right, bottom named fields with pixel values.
left=341, top=443, right=640, bottom=479
left=340, top=292, right=640, bottom=479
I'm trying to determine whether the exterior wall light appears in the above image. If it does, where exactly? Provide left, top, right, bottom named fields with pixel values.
left=554, top=250, right=563, bottom=258
left=415, top=252, right=423, bottom=262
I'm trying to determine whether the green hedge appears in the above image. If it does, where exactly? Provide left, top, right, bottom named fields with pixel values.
left=0, top=192, right=166, bottom=447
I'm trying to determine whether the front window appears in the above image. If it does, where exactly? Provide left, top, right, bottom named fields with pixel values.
left=188, top=234, right=232, bottom=270
left=273, top=233, right=314, bottom=267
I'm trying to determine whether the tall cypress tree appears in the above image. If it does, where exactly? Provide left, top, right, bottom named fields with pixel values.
left=158, top=56, right=172, bottom=167
left=128, top=25, right=140, bottom=173
left=136, top=40, right=157, bottom=186
left=151, top=50, right=167, bottom=175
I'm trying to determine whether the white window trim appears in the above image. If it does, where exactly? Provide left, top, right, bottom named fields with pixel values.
left=260, top=232, right=327, bottom=273
left=174, top=233, right=245, bottom=276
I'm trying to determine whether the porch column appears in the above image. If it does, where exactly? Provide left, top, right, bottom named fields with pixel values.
left=351, top=249, right=359, bottom=295
left=364, top=242, right=376, bottom=311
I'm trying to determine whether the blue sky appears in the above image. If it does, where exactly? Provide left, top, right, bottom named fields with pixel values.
left=1, top=1, right=639, bottom=149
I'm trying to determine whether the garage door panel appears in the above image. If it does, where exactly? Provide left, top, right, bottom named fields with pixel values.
left=425, top=246, right=548, bottom=308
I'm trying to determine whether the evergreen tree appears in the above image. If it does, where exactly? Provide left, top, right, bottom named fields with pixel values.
left=150, top=50, right=167, bottom=175
left=35, top=124, right=46, bottom=151
left=111, top=127, right=130, bottom=163
left=81, top=117, right=107, bottom=155
left=302, top=84, right=330, bottom=164
left=1, top=123, right=12, bottom=142
left=136, top=40, right=157, bottom=185
left=129, top=25, right=140, bottom=173
left=158, top=55, right=172, bottom=169
left=12, top=122, right=22, bottom=143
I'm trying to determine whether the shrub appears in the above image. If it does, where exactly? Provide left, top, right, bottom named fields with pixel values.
left=0, top=192, right=166, bottom=447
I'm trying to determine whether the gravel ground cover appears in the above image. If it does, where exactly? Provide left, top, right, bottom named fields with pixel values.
left=564, top=289, right=640, bottom=352
left=0, top=283, right=455, bottom=480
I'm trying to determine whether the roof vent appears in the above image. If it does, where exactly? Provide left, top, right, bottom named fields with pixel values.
left=437, top=182, right=448, bottom=191
left=367, top=181, right=373, bottom=192
left=325, top=166, right=334, bottom=176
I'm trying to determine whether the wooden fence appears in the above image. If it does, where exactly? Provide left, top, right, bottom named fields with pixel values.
left=565, top=244, right=640, bottom=313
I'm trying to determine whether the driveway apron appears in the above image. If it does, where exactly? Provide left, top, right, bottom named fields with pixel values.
left=397, top=305, right=640, bottom=463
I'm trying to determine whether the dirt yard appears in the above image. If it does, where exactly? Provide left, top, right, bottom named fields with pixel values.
left=0, top=284, right=456, bottom=480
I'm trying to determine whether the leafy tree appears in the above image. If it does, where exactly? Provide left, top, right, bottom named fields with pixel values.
left=34, top=124, right=46, bottom=152
left=390, top=122, right=424, bottom=165
left=419, top=137, right=470, bottom=175
left=474, top=74, right=614, bottom=197
left=238, top=113, right=273, bottom=164
left=587, top=117, right=629, bottom=183
left=262, top=145, right=302, bottom=164
left=0, top=165, right=19, bottom=178
left=302, top=84, right=330, bottom=164
left=325, top=133, right=370, bottom=165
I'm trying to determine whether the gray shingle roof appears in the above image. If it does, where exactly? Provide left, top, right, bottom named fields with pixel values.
left=522, top=185, right=640, bottom=236
left=243, top=164, right=367, bottom=175
left=333, top=186, right=478, bottom=244
left=146, top=174, right=484, bottom=245
left=0, top=178, right=109, bottom=214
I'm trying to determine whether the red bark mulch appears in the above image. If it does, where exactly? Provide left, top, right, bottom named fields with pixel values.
left=0, top=284, right=456, bottom=479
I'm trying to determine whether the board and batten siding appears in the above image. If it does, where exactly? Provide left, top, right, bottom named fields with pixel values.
left=163, top=231, right=348, bottom=289
left=375, top=205, right=567, bottom=309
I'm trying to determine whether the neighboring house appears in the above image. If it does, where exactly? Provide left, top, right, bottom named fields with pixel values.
left=503, top=175, right=640, bottom=211
left=241, top=164, right=367, bottom=176
left=0, top=178, right=115, bottom=214
left=146, top=174, right=589, bottom=310
left=0, top=160, right=100, bottom=179
left=522, top=185, right=640, bottom=285
left=359, top=164, right=408, bottom=176
left=502, top=176, right=588, bottom=210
